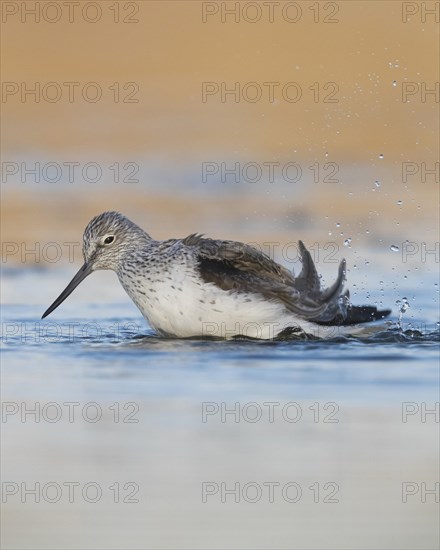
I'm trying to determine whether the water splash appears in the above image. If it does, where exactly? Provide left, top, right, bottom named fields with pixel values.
left=396, top=297, right=410, bottom=330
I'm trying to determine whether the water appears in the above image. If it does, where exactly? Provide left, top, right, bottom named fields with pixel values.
left=1, top=268, right=439, bottom=549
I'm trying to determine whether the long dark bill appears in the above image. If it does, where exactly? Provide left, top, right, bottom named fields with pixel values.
left=41, top=263, right=93, bottom=319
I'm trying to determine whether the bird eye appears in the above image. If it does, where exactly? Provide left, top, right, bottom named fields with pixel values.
left=104, top=236, right=114, bottom=245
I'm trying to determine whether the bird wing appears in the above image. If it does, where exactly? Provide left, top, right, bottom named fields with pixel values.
left=181, top=235, right=391, bottom=326
left=182, top=234, right=343, bottom=319
left=182, top=233, right=294, bottom=283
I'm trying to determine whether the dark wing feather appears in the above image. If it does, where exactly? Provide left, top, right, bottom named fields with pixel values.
left=182, top=234, right=294, bottom=283
left=293, top=240, right=321, bottom=292
left=182, top=235, right=389, bottom=326
left=182, top=235, right=341, bottom=319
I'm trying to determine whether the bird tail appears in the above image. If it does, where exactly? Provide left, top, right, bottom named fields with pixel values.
left=294, top=242, right=391, bottom=326
left=340, top=304, right=391, bottom=325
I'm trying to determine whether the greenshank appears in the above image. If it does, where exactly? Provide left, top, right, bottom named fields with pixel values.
left=42, top=211, right=391, bottom=339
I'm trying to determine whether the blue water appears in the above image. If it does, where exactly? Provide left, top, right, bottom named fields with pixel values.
left=1, top=268, right=439, bottom=549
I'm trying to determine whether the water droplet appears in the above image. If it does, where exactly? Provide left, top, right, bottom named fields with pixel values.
left=399, top=297, right=410, bottom=314
left=378, top=154, right=384, bottom=159
left=397, top=200, right=403, bottom=205
left=392, top=80, right=397, bottom=87
left=336, top=222, right=341, bottom=227
left=374, top=180, right=381, bottom=187
left=390, top=244, right=399, bottom=252
left=343, top=238, right=352, bottom=247
left=395, top=297, right=409, bottom=332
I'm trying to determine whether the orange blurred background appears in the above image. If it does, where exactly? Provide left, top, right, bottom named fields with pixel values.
left=1, top=0, right=439, bottom=253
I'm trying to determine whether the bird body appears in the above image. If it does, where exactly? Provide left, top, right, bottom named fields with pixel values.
left=118, top=252, right=304, bottom=339
left=42, top=212, right=391, bottom=339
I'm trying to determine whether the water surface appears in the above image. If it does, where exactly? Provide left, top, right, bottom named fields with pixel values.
left=1, top=267, right=439, bottom=549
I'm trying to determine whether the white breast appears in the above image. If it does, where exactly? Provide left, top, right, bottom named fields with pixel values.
left=118, top=262, right=304, bottom=339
